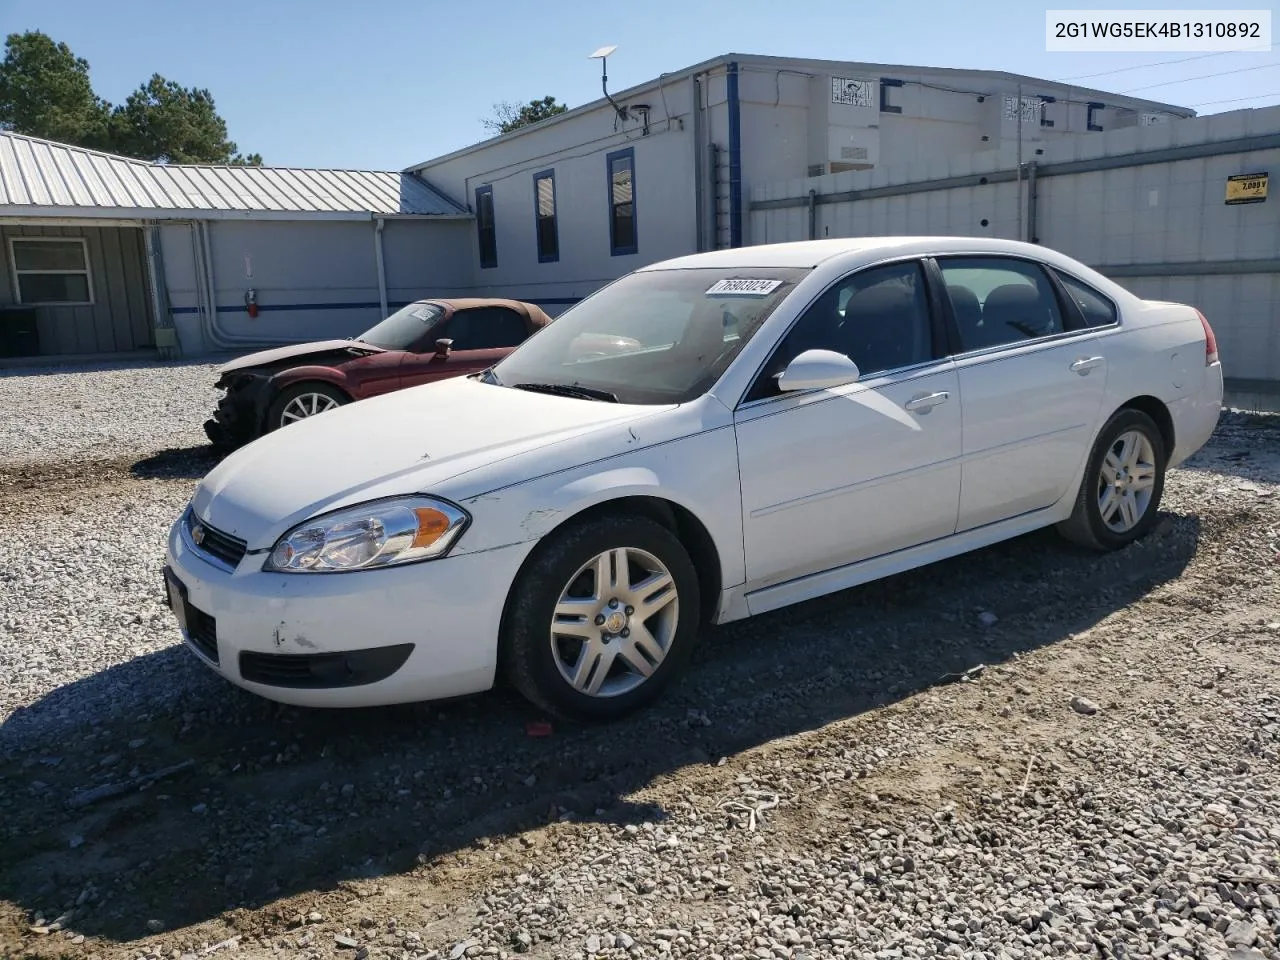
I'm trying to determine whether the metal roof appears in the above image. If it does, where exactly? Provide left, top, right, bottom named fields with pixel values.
left=0, top=131, right=468, bottom=221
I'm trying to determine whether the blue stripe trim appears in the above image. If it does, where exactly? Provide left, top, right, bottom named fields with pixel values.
left=726, top=61, right=743, bottom=249
left=170, top=301, right=410, bottom=315
left=169, top=296, right=582, bottom=315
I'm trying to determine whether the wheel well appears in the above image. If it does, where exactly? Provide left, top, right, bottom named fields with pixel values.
left=503, top=496, right=724, bottom=632
left=1118, top=395, right=1175, bottom=456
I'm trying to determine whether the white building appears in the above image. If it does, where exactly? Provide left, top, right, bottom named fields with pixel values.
left=407, top=53, right=1193, bottom=315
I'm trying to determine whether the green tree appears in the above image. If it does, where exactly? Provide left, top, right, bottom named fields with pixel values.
left=0, top=32, right=261, bottom=165
left=482, top=96, right=568, bottom=134
left=0, top=31, right=111, bottom=148
left=109, top=73, right=248, bottom=164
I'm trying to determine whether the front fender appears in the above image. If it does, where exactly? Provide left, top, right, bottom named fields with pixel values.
left=450, top=426, right=747, bottom=598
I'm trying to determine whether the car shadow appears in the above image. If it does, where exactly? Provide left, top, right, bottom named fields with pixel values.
left=0, top=512, right=1201, bottom=943
left=130, top=445, right=229, bottom=480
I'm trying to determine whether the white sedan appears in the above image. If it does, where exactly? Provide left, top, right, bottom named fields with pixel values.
left=163, top=236, right=1223, bottom=721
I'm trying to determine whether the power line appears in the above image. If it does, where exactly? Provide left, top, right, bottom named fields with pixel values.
left=1057, top=44, right=1272, bottom=82
left=1189, top=91, right=1280, bottom=107
left=1119, top=60, right=1280, bottom=93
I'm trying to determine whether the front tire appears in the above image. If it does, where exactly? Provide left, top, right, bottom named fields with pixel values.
left=1057, top=407, right=1167, bottom=551
left=501, top=513, right=702, bottom=722
left=265, top=382, right=349, bottom=433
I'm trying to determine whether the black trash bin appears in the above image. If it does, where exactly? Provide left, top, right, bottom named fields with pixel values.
left=0, top=306, right=39, bottom=358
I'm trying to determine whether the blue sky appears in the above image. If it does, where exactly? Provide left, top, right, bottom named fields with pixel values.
left=5, top=0, right=1278, bottom=171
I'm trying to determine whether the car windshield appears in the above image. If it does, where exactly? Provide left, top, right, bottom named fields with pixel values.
left=356, top=302, right=445, bottom=350
left=489, top=267, right=809, bottom=404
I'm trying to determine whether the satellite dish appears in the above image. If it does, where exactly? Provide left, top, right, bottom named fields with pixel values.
left=588, top=45, right=626, bottom=121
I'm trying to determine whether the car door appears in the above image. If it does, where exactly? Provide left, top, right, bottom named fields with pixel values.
left=929, top=255, right=1110, bottom=533
left=734, top=259, right=963, bottom=591
left=399, top=306, right=532, bottom=386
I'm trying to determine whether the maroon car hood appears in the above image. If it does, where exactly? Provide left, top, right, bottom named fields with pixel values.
left=217, top=339, right=386, bottom=374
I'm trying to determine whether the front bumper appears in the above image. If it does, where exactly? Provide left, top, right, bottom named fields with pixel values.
left=163, top=512, right=534, bottom=708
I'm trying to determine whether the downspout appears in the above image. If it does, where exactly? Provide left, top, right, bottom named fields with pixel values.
left=374, top=216, right=388, bottom=318
left=807, top=188, right=817, bottom=240
left=200, top=220, right=217, bottom=338
left=726, top=61, right=743, bottom=248
left=189, top=222, right=211, bottom=346
left=1026, top=160, right=1039, bottom=244
left=692, top=72, right=705, bottom=253
left=144, top=224, right=175, bottom=360
left=195, top=219, right=280, bottom=348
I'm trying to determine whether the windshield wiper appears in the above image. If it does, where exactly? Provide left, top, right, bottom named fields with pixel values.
left=511, top=382, right=617, bottom=403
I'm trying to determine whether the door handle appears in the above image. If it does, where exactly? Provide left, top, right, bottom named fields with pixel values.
left=1070, top=356, right=1104, bottom=374
left=904, top=391, right=950, bottom=413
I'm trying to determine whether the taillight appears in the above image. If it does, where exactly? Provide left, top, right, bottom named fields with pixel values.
left=1195, top=309, right=1219, bottom=366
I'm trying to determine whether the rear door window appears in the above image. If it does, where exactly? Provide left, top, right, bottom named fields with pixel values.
left=935, top=258, right=1066, bottom=351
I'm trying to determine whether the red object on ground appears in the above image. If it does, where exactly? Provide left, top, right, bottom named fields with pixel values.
left=525, top=721, right=554, bottom=737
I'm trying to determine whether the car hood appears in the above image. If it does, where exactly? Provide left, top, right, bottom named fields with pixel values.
left=190, top=376, right=671, bottom=550
left=217, top=339, right=384, bottom=374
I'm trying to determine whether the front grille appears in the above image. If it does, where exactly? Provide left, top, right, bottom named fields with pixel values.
left=186, top=603, right=219, bottom=664
left=187, top=511, right=248, bottom=569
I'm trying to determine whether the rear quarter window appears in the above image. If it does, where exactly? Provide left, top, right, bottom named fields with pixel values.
left=1055, top=271, right=1118, bottom=328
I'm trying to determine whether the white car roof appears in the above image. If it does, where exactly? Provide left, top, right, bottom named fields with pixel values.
left=641, top=236, right=1072, bottom=271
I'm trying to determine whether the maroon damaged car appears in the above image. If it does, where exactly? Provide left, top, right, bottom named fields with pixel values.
left=204, top=298, right=553, bottom=449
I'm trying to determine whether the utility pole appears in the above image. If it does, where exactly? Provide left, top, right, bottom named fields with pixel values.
left=1016, top=82, right=1024, bottom=242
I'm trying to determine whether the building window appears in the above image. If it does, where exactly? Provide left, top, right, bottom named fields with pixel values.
left=475, top=185, right=496, bottom=269
left=533, top=169, right=559, bottom=263
left=606, top=147, right=637, bottom=256
left=10, top=238, right=93, bottom=305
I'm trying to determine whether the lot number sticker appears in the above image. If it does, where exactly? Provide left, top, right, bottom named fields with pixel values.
left=706, top=279, right=784, bottom=296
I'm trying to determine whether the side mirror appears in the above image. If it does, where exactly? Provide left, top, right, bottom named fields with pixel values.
left=776, top=349, right=860, bottom=392
left=434, top=338, right=453, bottom=358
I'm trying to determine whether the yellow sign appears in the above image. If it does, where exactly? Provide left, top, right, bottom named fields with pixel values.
left=1226, top=172, right=1268, bottom=205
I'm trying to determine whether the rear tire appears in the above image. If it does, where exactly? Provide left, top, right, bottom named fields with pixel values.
left=500, top=513, right=702, bottom=722
left=265, top=382, right=349, bottom=433
left=1057, top=407, right=1167, bottom=551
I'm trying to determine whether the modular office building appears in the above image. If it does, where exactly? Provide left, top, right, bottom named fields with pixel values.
left=406, top=52, right=1193, bottom=315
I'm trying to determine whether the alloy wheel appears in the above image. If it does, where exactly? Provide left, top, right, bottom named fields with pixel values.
left=279, top=392, right=341, bottom=426
left=549, top=546, right=680, bottom=698
left=1097, top=429, right=1157, bottom=533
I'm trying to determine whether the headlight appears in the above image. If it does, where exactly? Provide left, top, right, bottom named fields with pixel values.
left=263, top=496, right=469, bottom=573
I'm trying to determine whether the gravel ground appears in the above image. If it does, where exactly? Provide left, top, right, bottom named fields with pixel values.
left=0, top=358, right=223, bottom=466
left=1, top=360, right=1278, bottom=960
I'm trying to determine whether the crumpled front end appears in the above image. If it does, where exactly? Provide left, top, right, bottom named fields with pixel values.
left=204, top=371, right=270, bottom=449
